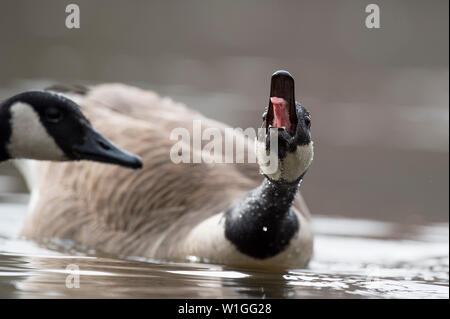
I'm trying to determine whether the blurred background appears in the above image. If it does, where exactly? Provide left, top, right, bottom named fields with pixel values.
left=0, top=0, right=448, bottom=224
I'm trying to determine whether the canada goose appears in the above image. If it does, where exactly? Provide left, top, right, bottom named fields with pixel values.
left=0, top=90, right=142, bottom=168
left=20, top=70, right=314, bottom=268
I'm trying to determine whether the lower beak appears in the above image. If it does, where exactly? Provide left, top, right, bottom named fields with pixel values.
left=72, top=127, right=143, bottom=169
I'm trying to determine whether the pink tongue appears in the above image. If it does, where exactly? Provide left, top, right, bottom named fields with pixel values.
left=270, top=97, right=292, bottom=134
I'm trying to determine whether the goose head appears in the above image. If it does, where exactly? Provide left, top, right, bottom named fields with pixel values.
left=0, top=91, right=142, bottom=169
left=256, top=70, right=313, bottom=183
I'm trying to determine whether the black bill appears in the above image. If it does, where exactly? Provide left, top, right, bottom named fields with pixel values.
left=72, top=126, right=143, bottom=169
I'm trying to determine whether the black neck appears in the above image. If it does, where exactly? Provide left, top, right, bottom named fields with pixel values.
left=224, top=176, right=303, bottom=259
left=0, top=104, right=11, bottom=162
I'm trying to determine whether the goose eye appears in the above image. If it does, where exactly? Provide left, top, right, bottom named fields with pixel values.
left=45, top=108, right=62, bottom=123
left=304, top=116, right=311, bottom=128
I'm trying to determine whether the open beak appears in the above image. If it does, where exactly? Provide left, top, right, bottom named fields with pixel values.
left=72, top=126, right=143, bottom=169
left=265, top=70, right=298, bottom=139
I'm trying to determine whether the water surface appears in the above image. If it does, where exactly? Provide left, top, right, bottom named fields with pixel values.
left=0, top=200, right=447, bottom=299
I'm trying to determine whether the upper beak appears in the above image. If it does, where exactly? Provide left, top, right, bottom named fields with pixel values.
left=265, top=70, right=298, bottom=135
left=72, top=126, right=143, bottom=169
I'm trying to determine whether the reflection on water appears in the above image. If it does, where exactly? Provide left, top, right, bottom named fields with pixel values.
left=0, top=201, right=448, bottom=299
left=0, top=0, right=447, bottom=298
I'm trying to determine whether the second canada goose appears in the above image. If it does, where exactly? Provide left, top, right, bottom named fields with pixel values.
left=20, top=71, right=314, bottom=268
left=0, top=90, right=142, bottom=168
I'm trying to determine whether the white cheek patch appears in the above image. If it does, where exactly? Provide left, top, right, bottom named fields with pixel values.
left=255, top=139, right=281, bottom=180
left=255, top=140, right=314, bottom=182
left=7, top=102, right=67, bottom=161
